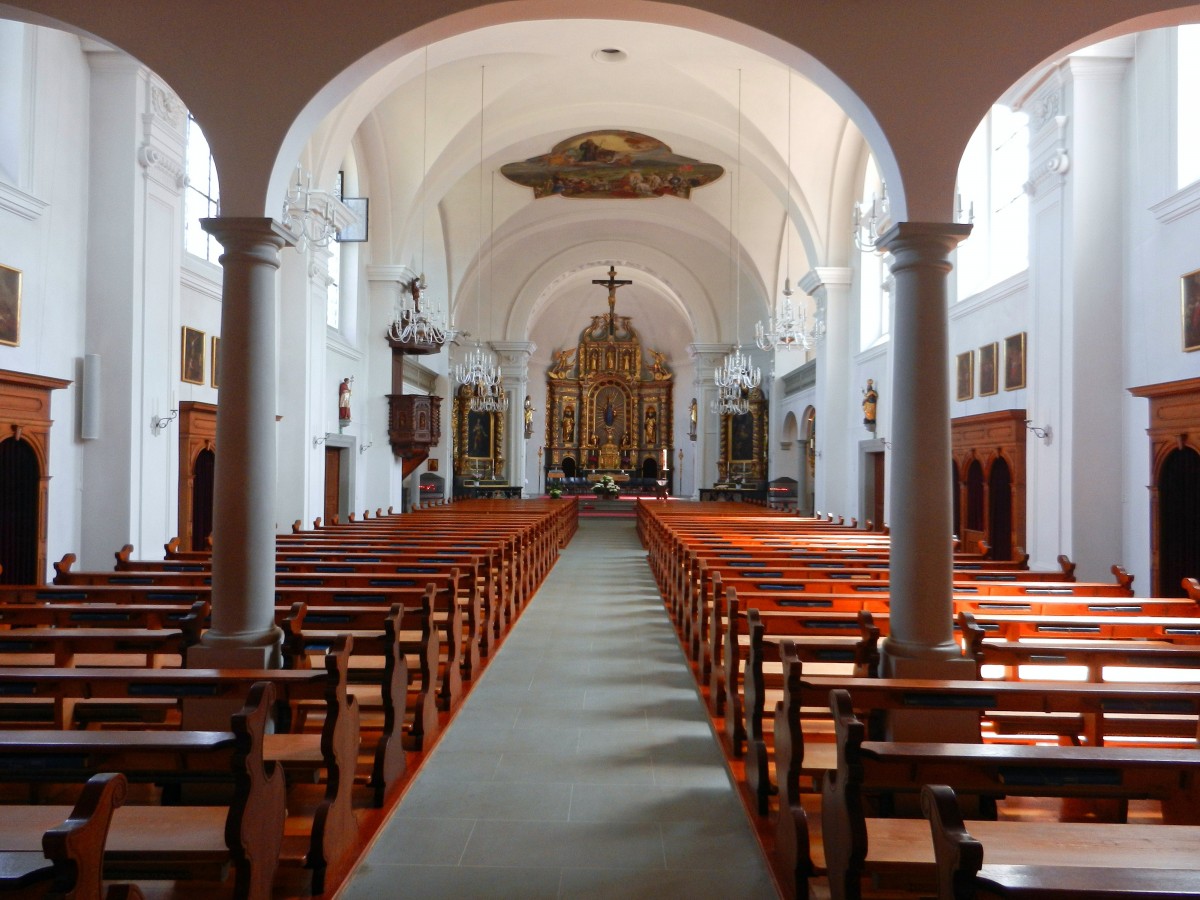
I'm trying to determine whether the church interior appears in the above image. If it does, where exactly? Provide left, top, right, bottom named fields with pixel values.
left=0, top=1, right=1199, bottom=897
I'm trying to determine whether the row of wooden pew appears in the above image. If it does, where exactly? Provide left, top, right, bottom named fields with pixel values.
left=0, top=497, right=578, bottom=900
left=639, top=500, right=1200, bottom=899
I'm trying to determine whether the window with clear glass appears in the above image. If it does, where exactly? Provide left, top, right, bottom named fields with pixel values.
left=955, top=105, right=1029, bottom=300
left=184, top=115, right=220, bottom=263
left=857, top=156, right=890, bottom=350
left=1179, top=25, right=1200, bottom=188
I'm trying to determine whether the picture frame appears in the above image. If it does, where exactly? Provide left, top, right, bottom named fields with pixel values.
left=978, top=342, right=998, bottom=396
left=181, top=327, right=205, bottom=385
left=1183, top=268, right=1200, bottom=352
left=0, top=263, right=22, bottom=347
left=955, top=350, right=974, bottom=401
left=210, top=336, right=220, bottom=388
left=1003, top=332, right=1026, bottom=391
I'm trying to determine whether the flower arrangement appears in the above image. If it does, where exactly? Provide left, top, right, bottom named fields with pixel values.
left=548, top=486, right=563, bottom=499
left=593, top=475, right=621, bottom=497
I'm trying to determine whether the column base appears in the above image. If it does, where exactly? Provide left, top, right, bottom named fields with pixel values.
left=189, top=625, right=284, bottom=669
left=878, top=641, right=978, bottom=742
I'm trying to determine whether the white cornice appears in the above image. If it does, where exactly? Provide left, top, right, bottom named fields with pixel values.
left=0, top=181, right=47, bottom=222
left=1150, top=179, right=1200, bottom=225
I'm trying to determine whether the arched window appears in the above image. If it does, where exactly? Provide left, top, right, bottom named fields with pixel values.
left=857, top=155, right=890, bottom=351
left=1178, top=25, right=1200, bottom=188
left=184, top=114, right=221, bottom=264
left=956, top=105, right=1029, bottom=300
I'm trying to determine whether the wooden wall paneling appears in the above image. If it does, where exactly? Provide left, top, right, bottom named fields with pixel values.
left=0, top=369, right=71, bottom=582
left=950, top=410, right=1027, bottom=560
left=1129, top=377, right=1200, bottom=595
left=178, top=401, right=217, bottom=552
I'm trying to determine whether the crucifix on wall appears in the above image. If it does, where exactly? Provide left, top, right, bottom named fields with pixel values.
left=592, top=266, right=632, bottom=335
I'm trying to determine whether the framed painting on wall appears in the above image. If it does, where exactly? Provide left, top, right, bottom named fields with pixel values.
left=210, top=336, right=220, bottom=388
left=181, top=327, right=205, bottom=385
left=1183, top=268, right=1200, bottom=352
left=979, top=342, right=998, bottom=396
left=956, top=350, right=974, bottom=401
left=0, top=263, right=21, bottom=347
left=1004, top=332, right=1026, bottom=391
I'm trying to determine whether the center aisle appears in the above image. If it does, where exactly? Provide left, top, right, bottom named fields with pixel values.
left=335, top=516, right=778, bottom=899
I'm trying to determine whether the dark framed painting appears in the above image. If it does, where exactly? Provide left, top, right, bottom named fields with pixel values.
left=1004, top=332, right=1026, bottom=391
left=466, top=409, right=493, bottom=459
left=956, top=350, right=974, bottom=401
left=181, top=327, right=205, bottom=385
left=1183, top=268, right=1200, bottom=352
left=210, top=336, right=220, bottom=388
left=0, top=263, right=21, bottom=347
left=979, top=342, right=998, bottom=396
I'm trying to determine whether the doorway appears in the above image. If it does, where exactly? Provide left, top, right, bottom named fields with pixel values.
left=0, top=438, right=39, bottom=584
left=191, top=448, right=215, bottom=551
left=987, top=457, right=1013, bottom=560
left=1158, top=446, right=1200, bottom=597
left=324, top=446, right=342, bottom=524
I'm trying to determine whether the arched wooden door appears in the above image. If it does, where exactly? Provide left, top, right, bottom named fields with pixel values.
left=1158, top=447, right=1200, bottom=598
left=988, top=457, right=1013, bottom=561
left=0, top=437, right=39, bottom=584
left=191, top=448, right=215, bottom=551
left=951, top=461, right=961, bottom=540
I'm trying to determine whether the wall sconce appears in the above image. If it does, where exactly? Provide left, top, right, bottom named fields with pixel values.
left=152, top=394, right=178, bottom=435
left=313, top=435, right=327, bottom=448
left=1024, top=420, right=1052, bottom=444
left=359, top=440, right=373, bottom=454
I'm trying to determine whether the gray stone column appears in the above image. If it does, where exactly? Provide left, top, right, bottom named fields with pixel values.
left=876, top=222, right=972, bottom=675
left=494, top=341, right=536, bottom=490
left=193, top=217, right=290, bottom=666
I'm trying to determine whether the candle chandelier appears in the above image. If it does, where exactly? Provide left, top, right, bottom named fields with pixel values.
left=454, top=65, right=507, bottom=413
left=387, top=48, right=456, bottom=350
left=713, top=69, right=760, bottom=417
left=756, top=68, right=825, bottom=352
left=281, top=165, right=345, bottom=250
left=853, top=180, right=890, bottom=252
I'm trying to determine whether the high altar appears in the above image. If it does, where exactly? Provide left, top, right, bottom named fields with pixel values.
left=545, top=267, right=673, bottom=484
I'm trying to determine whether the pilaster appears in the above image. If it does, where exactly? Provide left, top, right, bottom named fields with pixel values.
left=493, top=341, right=536, bottom=489
left=801, top=267, right=853, bottom=519
left=687, top=342, right=733, bottom=498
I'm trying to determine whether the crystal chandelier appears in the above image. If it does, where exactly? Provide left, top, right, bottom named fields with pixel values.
left=281, top=165, right=348, bottom=250
left=852, top=180, right=890, bottom=252
left=453, top=64, right=506, bottom=413
left=755, top=278, right=825, bottom=351
left=386, top=268, right=456, bottom=346
left=756, top=69, right=825, bottom=352
left=712, top=69, right=759, bottom=418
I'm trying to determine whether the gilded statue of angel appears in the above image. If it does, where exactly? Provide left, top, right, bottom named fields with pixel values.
left=648, top=349, right=671, bottom=380
left=548, top=348, right=575, bottom=379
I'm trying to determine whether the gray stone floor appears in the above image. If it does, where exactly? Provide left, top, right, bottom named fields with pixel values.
left=335, top=517, right=778, bottom=899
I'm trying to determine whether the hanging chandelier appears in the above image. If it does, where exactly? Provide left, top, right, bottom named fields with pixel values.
left=755, top=278, right=825, bottom=351
left=281, top=165, right=350, bottom=251
left=713, top=69, right=758, bottom=418
left=454, top=64, right=506, bottom=413
left=386, top=268, right=457, bottom=348
left=852, top=180, right=890, bottom=252
left=757, top=69, right=825, bottom=352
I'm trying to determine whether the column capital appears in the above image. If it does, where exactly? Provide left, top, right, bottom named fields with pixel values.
left=687, top=342, right=734, bottom=368
left=799, top=267, right=853, bottom=296
left=876, top=222, right=973, bottom=267
left=201, top=217, right=294, bottom=256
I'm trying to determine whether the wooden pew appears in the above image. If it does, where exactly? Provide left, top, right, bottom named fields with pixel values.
left=921, top=783, right=1200, bottom=900
left=0, top=682, right=285, bottom=900
left=0, top=772, right=135, bottom=900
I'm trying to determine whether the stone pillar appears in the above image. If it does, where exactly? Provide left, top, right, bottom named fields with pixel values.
left=192, top=217, right=290, bottom=667
left=493, top=341, right=536, bottom=491
left=802, top=267, right=853, bottom=519
left=687, top=343, right=734, bottom=497
left=875, top=222, right=973, bottom=676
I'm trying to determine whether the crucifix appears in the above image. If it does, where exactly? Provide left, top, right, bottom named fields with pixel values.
left=592, top=266, right=632, bottom=335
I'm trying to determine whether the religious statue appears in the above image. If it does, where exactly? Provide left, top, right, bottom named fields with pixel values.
left=523, top=395, right=534, bottom=439
left=338, top=377, right=352, bottom=423
left=644, top=406, right=657, bottom=446
left=862, top=379, right=878, bottom=431
left=649, top=349, right=671, bottom=380
left=548, top=348, right=575, bottom=379
left=561, top=403, right=575, bottom=444
left=688, top=398, right=698, bottom=440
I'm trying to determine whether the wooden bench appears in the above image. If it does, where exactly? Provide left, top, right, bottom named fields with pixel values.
left=921, top=783, right=1200, bottom=899
left=0, top=682, right=285, bottom=900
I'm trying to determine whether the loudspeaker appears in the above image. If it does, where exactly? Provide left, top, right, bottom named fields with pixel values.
left=80, top=353, right=100, bottom=440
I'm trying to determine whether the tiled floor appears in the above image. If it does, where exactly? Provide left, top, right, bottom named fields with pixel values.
left=335, top=516, right=778, bottom=899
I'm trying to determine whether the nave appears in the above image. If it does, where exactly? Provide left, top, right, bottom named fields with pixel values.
left=336, top=516, right=777, bottom=899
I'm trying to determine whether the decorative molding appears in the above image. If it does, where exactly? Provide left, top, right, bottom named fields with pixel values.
left=137, top=142, right=185, bottom=191
left=782, top=360, right=816, bottom=396
left=1026, top=89, right=1061, bottom=133
left=0, top=181, right=48, bottom=222
left=149, top=84, right=186, bottom=129
left=1150, top=179, right=1200, bottom=225
left=951, top=269, right=1030, bottom=321
left=403, top=359, right=439, bottom=394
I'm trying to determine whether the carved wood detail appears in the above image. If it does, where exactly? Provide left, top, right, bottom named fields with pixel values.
left=951, top=409, right=1027, bottom=559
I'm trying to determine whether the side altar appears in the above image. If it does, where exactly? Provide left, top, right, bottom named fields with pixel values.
left=545, top=267, right=674, bottom=492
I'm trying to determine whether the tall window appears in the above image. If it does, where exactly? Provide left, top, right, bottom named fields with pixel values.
left=858, top=155, right=890, bottom=350
left=184, top=114, right=220, bottom=264
left=955, top=105, right=1029, bottom=300
left=1178, top=25, right=1200, bottom=188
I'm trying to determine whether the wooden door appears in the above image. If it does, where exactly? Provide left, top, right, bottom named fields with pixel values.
left=0, top=437, right=39, bottom=583
left=191, top=448, right=215, bottom=551
left=871, top=452, right=885, bottom=531
left=988, top=457, right=1013, bottom=560
left=1159, top=447, right=1200, bottom=597
left=324, top=447, right=341, bottom=524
